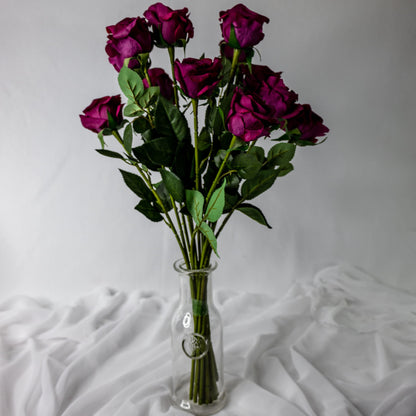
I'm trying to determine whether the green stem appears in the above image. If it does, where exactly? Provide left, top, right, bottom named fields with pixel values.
left=230, top=48, right=241, bottom=82
left=223, top=49, right=241, bottom=98
left=170, top=196, right=190, bottom=268
left=168, top=46, right=179, bottom=107
left=181, top=212, right=191, bottom=255
left=112, top=130, right=189, bottom=263
left=206, top=135, right=238, bottom=203
left=143, top=66, right=152, bottom=88
left=192, top=99, right=200, bottom=191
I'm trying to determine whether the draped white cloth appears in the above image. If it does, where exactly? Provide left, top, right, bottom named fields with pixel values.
left=1, top=265, right=416, bottom=416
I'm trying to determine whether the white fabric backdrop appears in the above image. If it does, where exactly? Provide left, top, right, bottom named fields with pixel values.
left=0, top=0, right=415, bottom=301
left=1, top=265, right=416, bottom=416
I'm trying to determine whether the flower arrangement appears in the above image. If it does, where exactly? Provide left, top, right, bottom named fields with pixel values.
left=80, top=2, right=328, bottom=409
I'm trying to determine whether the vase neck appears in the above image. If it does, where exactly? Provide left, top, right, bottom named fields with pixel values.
left=174, top=260, right=216, bottom=305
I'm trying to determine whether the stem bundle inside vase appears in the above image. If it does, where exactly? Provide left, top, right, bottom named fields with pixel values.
left=79, top=1, right=329, bottom=412
left=188, top=273, right=218, bottom=404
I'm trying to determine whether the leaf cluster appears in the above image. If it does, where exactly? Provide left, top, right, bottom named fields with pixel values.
left=93, top=45, right=300, bottom=265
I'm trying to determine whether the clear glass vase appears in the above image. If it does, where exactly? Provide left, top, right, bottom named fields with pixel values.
left=170, top=260, right=226, bottom=415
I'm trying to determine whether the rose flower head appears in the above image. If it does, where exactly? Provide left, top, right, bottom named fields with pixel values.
left=80, top=95, right=124, bottom=133
left=174, top=57, right=222, bottom=99
left=244, top=65, right=299, bottom=123
left=144, top=2, right=194, bottom=47
left=105, top=17, right=153, bottom=72
left=143, top=67, right=174, bottom=101
left=227, top=87, right=272, bottom=142
left=284, top=104, right=329, bottom=144
left=219, top=4, right=269, bottom=49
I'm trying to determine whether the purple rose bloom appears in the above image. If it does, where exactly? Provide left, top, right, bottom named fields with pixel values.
left=219, top=4, right=269, bottom=49
left=144, top=3, right=194, bottom=46
left=244, top=65, right=298, bottom=122
left=227, top=87, right=271, bottom=142
left=80, top=95, right=124, bottom=133
left=105, top=17, right=153, bottom=72
left=284, top=104, right=329, bottom=143
left=143, top=67, right=174, bottom=101
left=174, top=57, right=222, bottom=99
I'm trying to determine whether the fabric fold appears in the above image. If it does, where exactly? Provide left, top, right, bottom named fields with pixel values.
left=1, top=265, right=415, bottom=415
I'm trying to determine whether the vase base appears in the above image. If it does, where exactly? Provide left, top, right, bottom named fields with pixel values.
left=171, top=389, right=226, bottom=415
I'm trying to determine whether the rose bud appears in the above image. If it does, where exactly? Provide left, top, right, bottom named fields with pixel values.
left=174, top=57, right=222, bottom=99
left=144, top=2, right=194, bottom=47
left=105, top=17, right=153, bottom=72
left=284, top=104, right=329, bottom=143
left=80, top=95, right=124, bottom=133
left=226, top=87, right=271, bottom=142
left=143, top=67, right=174, bottom=101
left=244, top=65, right=298, bottom=122
left=219, top=4, right=269, bottom=49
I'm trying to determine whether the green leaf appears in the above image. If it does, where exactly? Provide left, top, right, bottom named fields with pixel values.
left=252, top=146, right=265, bottom=164
left=267, top=143, right=296, bottom=167
left=224, top=191, right=240, bottom=212
left=139, top=136, right=177, bottom=166
left=155, top=96, right=190, bottom=141
left=199, top=222, right=219, bottom=257
left=277, top=163, right=294, bottom=177
left=271, top=133, right=291, bottom=142
left=134, top=200, right=163, bottom=222
left=155, top=181, right=173, bottom=211
left=214, top=149, right=229, bottom=168
left=237, top=203, right=272, bottom=228
left=123, top=123, right=133, bottom=155
left=160, top=169, right=185, bottom=203
left=241, top=169, right=279, bottom=200
left=138, top=86, right=160, bottom=107
left=198, top=127, right=211, bottom=151
left=172, top=140, right=194, bottom=187
left=123, top=103, right=143, bottom=118
left=119, top=169, right=155, bottom=202
left=185, top=189, right=204, bottom=224
left=205, top=181, right=226, bottom=222
left=231, top=152, right=262, bottom=179
left=133, top=117, right=150, bottom=134
left=95, top=149, right=125, bottom=160
left=118, top=67, right=144, bottom=102
left=132, top=146, right=159, bottom=171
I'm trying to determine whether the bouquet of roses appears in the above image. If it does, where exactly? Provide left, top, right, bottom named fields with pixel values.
left=80, top=2, right=328, bottom=407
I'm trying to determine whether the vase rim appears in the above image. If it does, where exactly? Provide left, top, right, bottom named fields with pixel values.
left=173, top=259, right=218, bottom=274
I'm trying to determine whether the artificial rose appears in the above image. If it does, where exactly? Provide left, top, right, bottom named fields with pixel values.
left=80, top=95, right=124, bottom=133
left=284, top=104, right=329, bottom=143
left=226, top=87, right=271, bottom=142
left=219, top=4, right=269, bottom=49
left=143, top=67, right=174, bottom=101
left=244, top=65, right=298, bottom=122
left=174, top=57, right=222, bottom=99
left=105, top=17, right=153, bottom=72
left=144, top=3, right=194, bottom=46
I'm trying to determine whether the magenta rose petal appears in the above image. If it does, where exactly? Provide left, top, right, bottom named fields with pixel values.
left=174, top=57, right=222, bottom=99
left=80, top=95, right=124, bottom=133
left=219, top=4, right=269, bottom=49
left=144, top=3, right=193, bottom=46
left=105, top=17, right=152, bottom=71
